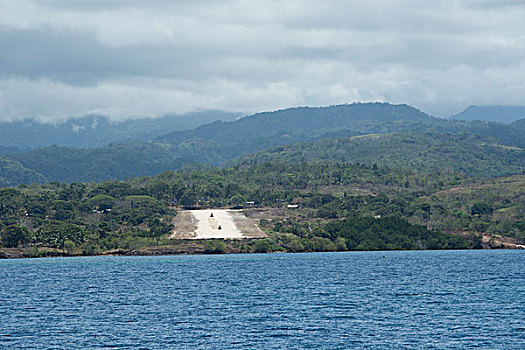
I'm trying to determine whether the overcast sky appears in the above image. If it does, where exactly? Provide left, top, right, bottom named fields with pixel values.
left=1, top=0, right=524, bottom=121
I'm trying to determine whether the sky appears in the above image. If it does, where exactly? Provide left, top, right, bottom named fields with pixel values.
left=1, top=0, right=525, bottom=122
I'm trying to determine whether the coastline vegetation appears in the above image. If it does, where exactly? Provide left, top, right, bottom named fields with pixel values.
left=1, top=161, right=522, bottom=258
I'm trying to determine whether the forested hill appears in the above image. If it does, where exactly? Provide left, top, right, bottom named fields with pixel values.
left=158, top=103, right=437, bottom=144
left=1, top=102, right=525, bottom=185
left=235, top=132, right=525, bottom=178
left=5, top=130, right=524, bottom=185
left=159, top=103, right=525, bottom=149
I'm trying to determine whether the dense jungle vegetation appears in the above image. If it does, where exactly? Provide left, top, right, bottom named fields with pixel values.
left=1, top=162, right=522, bottom=257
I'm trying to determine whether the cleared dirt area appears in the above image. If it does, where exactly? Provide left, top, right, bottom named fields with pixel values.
left=170, top=209, right=267, bottom=240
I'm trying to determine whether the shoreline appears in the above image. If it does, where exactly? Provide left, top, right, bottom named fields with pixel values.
left=1, top=242, right=523, bottom=260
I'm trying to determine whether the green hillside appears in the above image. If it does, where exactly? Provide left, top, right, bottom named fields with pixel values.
left=0, top=157, right=46, bottom=187
left=237, top=132, right=525, bottom=178
left=9, top=144, right=189, bottom=183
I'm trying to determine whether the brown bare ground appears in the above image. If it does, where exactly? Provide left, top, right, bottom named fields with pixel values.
left=169, top=210, right=198, bottom=239
left=230, top=210, right=267, bottom=238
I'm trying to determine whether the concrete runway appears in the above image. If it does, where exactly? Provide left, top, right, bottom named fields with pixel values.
left=191, top=209, right=243, bottom=239
left=170, top=209, right=267, bottom=240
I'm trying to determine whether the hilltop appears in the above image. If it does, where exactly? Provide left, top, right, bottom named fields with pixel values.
left=450, top=105, right=525, bottom=124
left=159, top=103, right=436, bottom=145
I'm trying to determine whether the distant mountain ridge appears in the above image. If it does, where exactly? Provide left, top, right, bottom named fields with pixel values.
left=1, top=102, right=524, bottom=185
left=159, top=103, right=436, bottom=144
left=158, top=103, right=525, bottom=149
left=0, top=110, right=240, bottom=149
left=451, top=105, right=525, bottom=123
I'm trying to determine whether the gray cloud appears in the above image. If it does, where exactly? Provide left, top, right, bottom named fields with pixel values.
left=0, top=0, right=524, bottom=121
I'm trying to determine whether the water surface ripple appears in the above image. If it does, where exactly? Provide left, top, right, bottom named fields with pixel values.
left=1, top=250, right=523, bottom=349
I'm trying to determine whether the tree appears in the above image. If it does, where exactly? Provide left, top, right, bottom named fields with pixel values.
left=229, top=194, right=246, bottom=206
left=180, top=189, right=197, bottom=207
left=252, top=238, right=274, bottom=253
left=64, top=239, right=76, bottom=254
left=86, top=195, right=115, bottom=211
left=1, top=225, right=31, bottom=248
left=205, top=240, right=226, bottom=254
left=471, top=201, right=493, bottom=216
left=37, top=222, right=87, bottom=248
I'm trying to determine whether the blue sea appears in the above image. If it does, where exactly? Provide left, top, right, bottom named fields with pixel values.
left=1, top=250, right=523, bottom=349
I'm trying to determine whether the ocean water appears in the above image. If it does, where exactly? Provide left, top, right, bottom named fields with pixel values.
left=0, top=250, right=523, bottom=349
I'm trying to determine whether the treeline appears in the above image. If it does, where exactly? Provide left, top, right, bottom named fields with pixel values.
left=1, top=161, right=522, bottom=256
left=264, top=216, right=470, bottom=252
left=0, top=182, right=174, bottom=254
